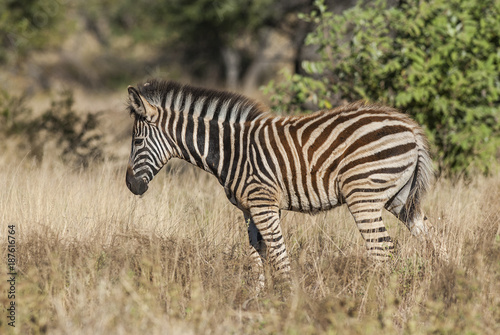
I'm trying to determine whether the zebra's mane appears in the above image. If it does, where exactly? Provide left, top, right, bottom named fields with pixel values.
left=130, top=79, right=267, bottom=123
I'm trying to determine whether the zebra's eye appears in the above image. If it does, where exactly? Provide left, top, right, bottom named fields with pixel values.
left=134, top=138, right=144, bottom=146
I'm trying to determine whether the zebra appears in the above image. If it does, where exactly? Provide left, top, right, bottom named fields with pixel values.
left=125, top=79, right=440, bottom=288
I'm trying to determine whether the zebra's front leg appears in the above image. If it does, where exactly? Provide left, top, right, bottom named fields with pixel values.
left=245, top=213, right=266, bottom=291
left=249, top=206, right=291, bottom=282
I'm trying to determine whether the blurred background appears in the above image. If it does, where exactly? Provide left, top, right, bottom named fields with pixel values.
left=0, top=0, right=499, bottom=177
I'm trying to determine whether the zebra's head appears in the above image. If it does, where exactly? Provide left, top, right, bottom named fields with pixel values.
left=125, top=84, right=172, bottom=195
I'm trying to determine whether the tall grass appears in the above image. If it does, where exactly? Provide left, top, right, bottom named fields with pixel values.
left=1, top=155, right=499, bottom=334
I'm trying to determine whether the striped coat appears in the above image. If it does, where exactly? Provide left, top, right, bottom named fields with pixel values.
left=125, top=79, right=436, bottom=287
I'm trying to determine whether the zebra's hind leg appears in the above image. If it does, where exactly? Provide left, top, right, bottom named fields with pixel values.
left=346, top=201, right=395, bottom=260
left=245, top=213, right=266, bottom=292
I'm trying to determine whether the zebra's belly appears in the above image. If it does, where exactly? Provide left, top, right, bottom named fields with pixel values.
left=285, top=194, right=341, bottom=215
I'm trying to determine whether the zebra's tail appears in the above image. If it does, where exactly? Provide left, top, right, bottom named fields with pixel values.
left=407, top=129, right=449, bottom=261
left=405, top=128, right=435, bottom=224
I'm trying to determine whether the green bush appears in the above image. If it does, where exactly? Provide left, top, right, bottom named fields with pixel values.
left=0, top=90, right=104, bottom=167
left=263, top=0, right=500, bottom=177
left=0, top=0, right=67, bottom=64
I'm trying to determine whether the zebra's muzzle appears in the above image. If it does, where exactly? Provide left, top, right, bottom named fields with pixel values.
left=126, top=166, right=149, bottom=195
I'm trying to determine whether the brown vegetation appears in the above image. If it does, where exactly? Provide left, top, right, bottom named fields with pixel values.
left=1, top=152, right=499, bottom=334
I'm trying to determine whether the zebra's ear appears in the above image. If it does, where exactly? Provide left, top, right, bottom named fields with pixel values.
left=127, top=86, right=158, bottom=122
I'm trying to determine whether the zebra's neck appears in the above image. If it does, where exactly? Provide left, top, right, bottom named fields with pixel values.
left=158, top=84, right=267, bottom=185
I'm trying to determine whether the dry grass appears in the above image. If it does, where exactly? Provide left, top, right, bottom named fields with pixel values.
left=1, top=154, right=499, bottom=334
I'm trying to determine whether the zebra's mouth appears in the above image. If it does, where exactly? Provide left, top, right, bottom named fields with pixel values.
left=126, top=166, right=149, bottom=196
left=127, top=178, right=149, bottom=196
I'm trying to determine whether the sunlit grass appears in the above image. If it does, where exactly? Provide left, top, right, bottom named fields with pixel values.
left=1, top=156, right=499, bottom=334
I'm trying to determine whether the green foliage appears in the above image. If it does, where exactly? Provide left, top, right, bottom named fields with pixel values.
left=78, top=0, right=280, bottom=80
left=265, top=0, right=500, bottom=176
left=99, top=0, right=276, bottom=41
left=0, top=89, right=104, bottom=167
left=0, top=0, right=68, bottom=64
